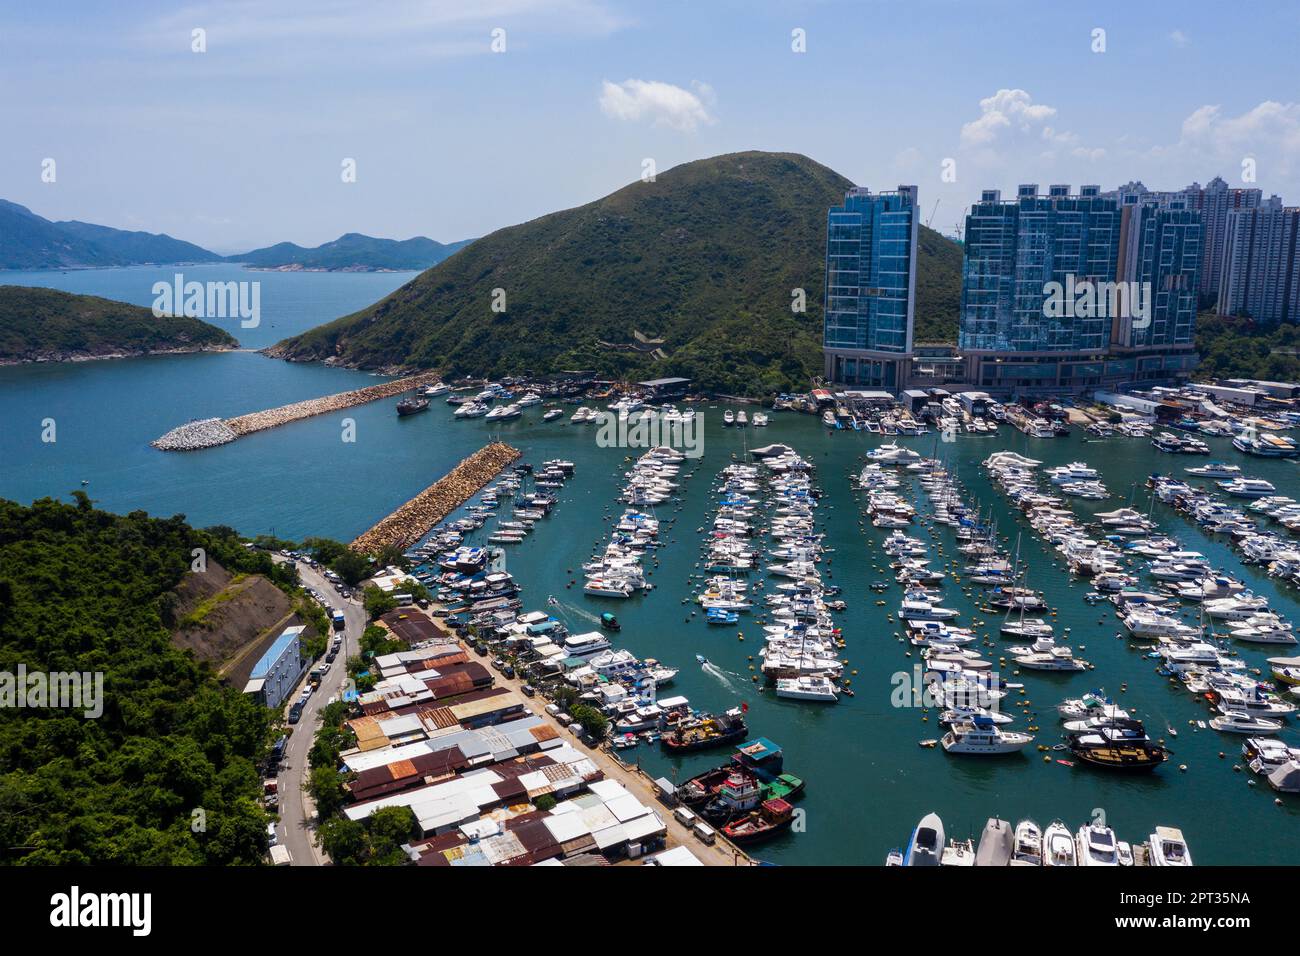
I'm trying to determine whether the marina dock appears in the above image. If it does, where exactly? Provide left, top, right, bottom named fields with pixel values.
left=350, top=442, right=521, bottom=553
left=151, top=371, right=443, bottom=450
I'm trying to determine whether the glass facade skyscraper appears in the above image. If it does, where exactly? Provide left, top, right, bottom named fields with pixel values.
left=1114, top=193, right=1202, bottom=351
left=959, top=184, right=1121, bottom=353
left=822, top=185, right=917, bottom=387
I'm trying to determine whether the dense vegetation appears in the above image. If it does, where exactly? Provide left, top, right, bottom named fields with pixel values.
left=232, top=233, right=473, bottom=271
left=0, top=495, right=287, bottom=864
left=1194, top=313, right=1300, bottom=382
left=0, top=199, right=222, bottom=269
left=0, top=285, right=237, bottom=362
left=269, top=151, right=966, bottom=395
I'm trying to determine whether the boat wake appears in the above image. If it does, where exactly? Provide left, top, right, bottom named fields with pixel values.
left=701, top=661, right=743, bottom=689
left=547, top=595, right=602, bottom=625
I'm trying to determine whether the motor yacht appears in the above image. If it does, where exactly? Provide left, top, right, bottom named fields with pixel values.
left=1076, top=822, right=1121, bottom=866
left=941, top=715, right=1033, bottom=755
left=1041, top=821, right=1076, bottom=866
left=1010, top=820, right=1042, bottom=866
left=774, top=675, right=839, bottom=702
left=1185, top=462, right=1241, bottom=479
left=1209, top=710, right=1284, bottom=734
left=1147, top=827, right=1193, bottom=866
left=1218, top=477, right=1277, bottom=498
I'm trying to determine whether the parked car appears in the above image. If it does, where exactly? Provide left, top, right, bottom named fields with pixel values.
left=520, top=684, right=536, bottom=697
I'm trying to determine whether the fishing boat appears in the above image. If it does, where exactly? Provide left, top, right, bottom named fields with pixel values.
left=660, top=707, right=749, bottom=753
left=396, top=395, right=430, bottom=416
left=599, top=612, right=620, bottom=631
left=721, top=798, right=795, bottom=844
left=903, top=812, right=945, bottom=866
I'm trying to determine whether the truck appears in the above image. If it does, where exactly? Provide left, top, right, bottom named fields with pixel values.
left=309, top=667, right=323, bottom=688
left=331, top=609, right=346, bottom=631
left=269, top=844, right=292, bottom=866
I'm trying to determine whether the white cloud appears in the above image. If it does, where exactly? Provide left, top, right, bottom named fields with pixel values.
left=960, top=89, right=1057, bottom=147
left=1169, top=29, right=1190, bottom=48
left=598, top=79, right=716, bottom=132
left=1171, top=101, right=1300, bottom=175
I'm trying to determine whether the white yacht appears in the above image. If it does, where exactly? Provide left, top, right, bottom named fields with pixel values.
left=775, top=675, right=839, bottom=702
left=1010, top=820, right=1042, bottom=866
left=735, top=410, right=748, bottom=426
left=752, top=412, right=769, bottom=426
left=1209, top=710, right=1284, bottom=734
left=1041, top=821, right=1076, bottom=866
left=1218, top=477, right=1277, bottom=499
left=422, top=382, right=450, bottom=397
left=1047, top=462, right=1099, bottom=484
left=1147, top=827, right=1193, bottom=866
left=941, top=716, right=1033, bottom=755
left=1076, top=822, right=1121, bottom=866
left=454, top=401, right=488, bottom=418
left=515, top=391, right=541, bottom=407
left=1185, top=462, right=1241, bottom=479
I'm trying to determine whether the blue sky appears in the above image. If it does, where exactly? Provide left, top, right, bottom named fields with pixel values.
left=3, top=0, right=1298, bottom=252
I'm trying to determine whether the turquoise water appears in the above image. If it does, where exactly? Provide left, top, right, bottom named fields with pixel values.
left=2, top=268, right=1298, bottom=864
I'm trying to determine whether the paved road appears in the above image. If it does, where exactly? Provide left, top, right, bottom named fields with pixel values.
left=271, top=559, right=365, bottom=866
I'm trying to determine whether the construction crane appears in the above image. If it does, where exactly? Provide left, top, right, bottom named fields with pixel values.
left=924, top=199, right=940, bottom=228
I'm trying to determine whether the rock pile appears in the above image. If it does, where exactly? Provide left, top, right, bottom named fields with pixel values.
left=152, top=371, right=441, bottom=451
left=351, top=442, right=521, bottom=554
left=225, top=372, right=441, bottom=437
left=151, top=418, right=238, bottom=451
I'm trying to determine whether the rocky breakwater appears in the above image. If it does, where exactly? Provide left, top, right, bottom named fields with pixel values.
left=151, top=418, right=238, bottom=451
left=152, top=371, right=441, bottom=451
left=351, top=442, right=521, bottom=553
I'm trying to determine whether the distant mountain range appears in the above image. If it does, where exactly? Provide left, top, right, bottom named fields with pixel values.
left=267, top=151, right=966, bottom=394
left=0, top=285, right=237, bottom=364
left=0, top=200, right=472, bottom=272
left=0, top=200, right=222, bottom=270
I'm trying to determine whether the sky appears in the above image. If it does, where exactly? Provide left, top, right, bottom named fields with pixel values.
left=2, top=0, right=1298, bottom=253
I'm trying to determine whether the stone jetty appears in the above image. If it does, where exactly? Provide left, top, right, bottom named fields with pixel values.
left=152, top=371, right=441, bottom=451
left=151, top=418, right=238, bottom=451
left=351, top=442, right=521, bottom=554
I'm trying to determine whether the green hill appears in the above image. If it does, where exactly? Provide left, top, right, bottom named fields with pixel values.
left=231, top=232, right=474, bottom=272
left=268, top=151, right=964, bottom=394
left=0, top=285, right=237, bottom=363
left=0, top=495, right=287, bottom=864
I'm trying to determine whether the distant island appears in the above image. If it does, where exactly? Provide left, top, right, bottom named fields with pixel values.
left=0, top=199, right=473, bottom=273
left=0, top=285, right=237, bottom=364
left=230, top=233, right=474, bottom=272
